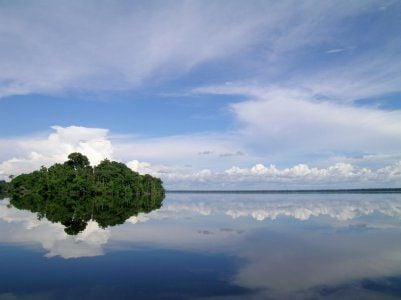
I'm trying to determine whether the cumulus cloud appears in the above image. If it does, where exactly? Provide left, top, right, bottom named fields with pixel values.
left=165, top=161, right=401, bottom=189
left=0, top=125, right=112, bottom=179
left=0, top=125, right=400, bottom=188
left=0, top=125, right=245, bottom=182
left=126, top=160, right=153, bottom=174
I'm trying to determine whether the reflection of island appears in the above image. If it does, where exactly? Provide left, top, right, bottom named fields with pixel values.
left=10, top=193, right=164, bottom=235
left=7, top=153, right=165, bottom=234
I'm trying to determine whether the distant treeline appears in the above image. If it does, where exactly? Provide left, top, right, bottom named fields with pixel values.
left=167, top=188, right=401, bottom=194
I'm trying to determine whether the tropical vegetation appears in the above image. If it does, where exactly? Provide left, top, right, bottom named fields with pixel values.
left=0, top=180, right=7, bottom=198
left=4, top=153, right=165, bottom=234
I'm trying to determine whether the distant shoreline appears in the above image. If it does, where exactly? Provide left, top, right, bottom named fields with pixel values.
left=167, top=188, right=401, bottom=194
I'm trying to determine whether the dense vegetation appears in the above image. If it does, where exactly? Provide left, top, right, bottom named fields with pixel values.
left=0, top=180, right=8, bottom=198
left=5, top=153, right=165, bottom=235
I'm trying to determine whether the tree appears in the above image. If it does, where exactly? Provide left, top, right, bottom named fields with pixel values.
left=66, top=152, right=90, bottom=170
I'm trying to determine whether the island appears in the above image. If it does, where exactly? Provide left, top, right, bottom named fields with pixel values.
left=5, top=153, right=165, bottom=235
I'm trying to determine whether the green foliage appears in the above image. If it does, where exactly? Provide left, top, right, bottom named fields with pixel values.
left=7, top=153, right=165, bottom=234
left=66, top=152, right=90, bottom=170
left=0, top=180, right=8, bottom=199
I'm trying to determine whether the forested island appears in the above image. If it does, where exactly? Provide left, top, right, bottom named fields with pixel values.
left=2, top=153, right=165, bottom=235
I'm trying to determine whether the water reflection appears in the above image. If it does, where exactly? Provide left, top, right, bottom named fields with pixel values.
left=1, top=193, right=401, bottom=299
left=8, top=193, right=164, bottom=235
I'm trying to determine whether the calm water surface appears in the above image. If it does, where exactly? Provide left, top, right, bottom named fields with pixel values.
left=1, top=193, right=401, bottom=299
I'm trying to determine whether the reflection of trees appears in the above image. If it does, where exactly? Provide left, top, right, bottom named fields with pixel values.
left=7, top=153, right=165, bottom=235
left=10, top=192, right=164, bottom=235
left=0, top=180, right=7, bottom=198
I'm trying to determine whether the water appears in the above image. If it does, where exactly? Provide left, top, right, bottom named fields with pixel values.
left=1, top=192, right=401, bottom=299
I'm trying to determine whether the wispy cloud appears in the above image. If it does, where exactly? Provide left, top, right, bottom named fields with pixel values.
left=219, top=151, right=245, bottom=157
left=0, top=0, right=268, bottom=98
left=0, top=1, right=395, bottom=98
left=325, top=47, right=354, bottom=54
left=194, top=84, right=401, bottom=159
left=198, top=150, right=213, bottom=156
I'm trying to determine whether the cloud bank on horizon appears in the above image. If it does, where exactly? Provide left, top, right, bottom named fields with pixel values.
left=1, top=125, right=400, bottom=189
left=0, top=0, right=400, bottom=188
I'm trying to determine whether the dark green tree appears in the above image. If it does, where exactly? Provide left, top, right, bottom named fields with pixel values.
left=66, top=152, right=91, bottom=170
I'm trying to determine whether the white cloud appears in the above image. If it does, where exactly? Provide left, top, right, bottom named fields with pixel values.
left=0, top=0, right=270, bottom=98
left=1, top=2, right=400, bottom=189
left=0, top=125, right=112, bottom=179
left=0, top=1, right=393, bottom=98
left=113, top=132, right=245, bottom=169
left=0, top=125, right=400, bottom=188
left=185, top=1, right=401, bottom=165
left=160, top=161, right=401, bottom=189
left=121, top=153, right=401, bottom=189
left=195, top=84, right=401, bottom=158
left=126, top=160, right=153, bottom=174
left=325, top=48, right=351, bottom=54
left=0, top=125, right=244, bottom=182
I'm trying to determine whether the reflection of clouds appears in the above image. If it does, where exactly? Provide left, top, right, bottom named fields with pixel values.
left=0, top=199, right=110, bottom=259
left=150, top=193, right=401, bottom=224
left=2, top=193, right=401, bottom=297
left=126, top=215, right=150, bottom=224
left=233, top=229, right=401, bottom=298
left=114, top=193, right=401, bottom=298
left=0, top=199, right=44, bottom=229
left=2, top=193, right=401, bottom=261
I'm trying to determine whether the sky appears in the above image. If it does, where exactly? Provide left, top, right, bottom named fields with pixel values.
left=0, top=0, right=401, bottom=189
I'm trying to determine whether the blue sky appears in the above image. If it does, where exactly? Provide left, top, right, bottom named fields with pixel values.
left=0, top=0, right=401, bottom=188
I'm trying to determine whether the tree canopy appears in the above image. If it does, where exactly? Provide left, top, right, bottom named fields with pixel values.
left=6, top=153, right=165, bottom=235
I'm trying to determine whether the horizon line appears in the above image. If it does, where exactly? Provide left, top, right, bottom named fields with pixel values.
left=166, top=188, right=401, bottom=194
